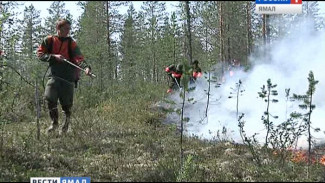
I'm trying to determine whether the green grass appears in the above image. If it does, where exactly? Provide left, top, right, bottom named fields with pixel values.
left=0, top=81, right=325, bottom=181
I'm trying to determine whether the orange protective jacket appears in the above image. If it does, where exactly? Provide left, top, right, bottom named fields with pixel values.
left=37, top=35, right=90, bottom=82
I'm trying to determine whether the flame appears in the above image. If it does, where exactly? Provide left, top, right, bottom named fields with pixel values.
left=288, top=149, right=324, bottom=165
left=320, top=155, right=325, bottom=165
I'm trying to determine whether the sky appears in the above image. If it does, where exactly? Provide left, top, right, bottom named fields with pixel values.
left=18, top=1, right=325, bottom=21
left=318, top=2, right=325, bottom=16
left=19, top=1, right=179, bottom=22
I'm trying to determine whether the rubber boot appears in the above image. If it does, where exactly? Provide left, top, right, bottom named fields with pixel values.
left=47, top=102, right=59, bottom=133
left=61, top=105, right=72, bottom=134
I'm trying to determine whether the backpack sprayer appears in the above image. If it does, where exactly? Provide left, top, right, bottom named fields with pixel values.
left=62, top=58, right=96, bottom=78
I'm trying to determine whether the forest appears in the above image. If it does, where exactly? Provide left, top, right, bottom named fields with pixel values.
left=1, top=1, right=325, bottom=181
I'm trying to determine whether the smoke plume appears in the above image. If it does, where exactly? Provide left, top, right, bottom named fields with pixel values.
left=167, top=17, right=325, bottom=149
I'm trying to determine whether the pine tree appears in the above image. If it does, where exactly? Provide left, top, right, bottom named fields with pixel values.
left=120, top=4, right=137, bottom=83
left=0, top=1, right=21, bottom=90
left=20, top=4, right=43, bottom=84
left=170, top=11, right=182, bottom=65
left=292, top=71, right=318, bottom=175
left=141, top=1, right=166, bottom=82
left=105, top=1, right=128, bottom=80
left=77, top=2, right=108, bottom=91
left=303, top=2, right=324, bottom=30
left=44, top=1, right=70, bottom=35
left=258, top=79, right=279, bottom=147
left=133, top=10, right=150, bottom=81
left=21, top=5, right=41, bottom=59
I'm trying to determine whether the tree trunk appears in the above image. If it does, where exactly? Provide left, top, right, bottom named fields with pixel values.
left=0, top=1, right=3, bottom=91
left=307, top=93, right=313, bottom=177
left=30, top=16, right=33, bottom=60
left=262, top=14, right=271, bottom=45
left=219, top=2, right=225, bottom=76
left=185, top=1, right=193, bottom=65
left=96, top=4, right=103, bottom=91
left=246, top=2, right=251, bottom=66
left=173, top=34, right=176, bottom=65
left=180, top=78, right=186, bottom=170
left=263, top=14, right=270, bottom=58
left=262, top=14, right=266, bottom=47
left=115, top=50, right=118, bottom=79
left=227, top=24, right=230, bottom=61
left=152, top=28, right=156, bottom=82
left=266, top=15, right=270, bottom=44
left=205, top=25, right=210, bottom=117
left=35, top=79, right=40, bottom=140
left=106, top=1, right=113, bottom=80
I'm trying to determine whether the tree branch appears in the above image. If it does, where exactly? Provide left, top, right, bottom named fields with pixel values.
left=0, top=64, right=35, bottom=87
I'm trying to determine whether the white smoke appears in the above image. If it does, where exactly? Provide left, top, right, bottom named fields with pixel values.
left=167, top=17, right=325, bottom=149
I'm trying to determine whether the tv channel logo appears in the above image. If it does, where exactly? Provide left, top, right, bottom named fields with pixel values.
left=255, top=0, right=302, bottom=14
left=30, top=177, right=91, bottom=183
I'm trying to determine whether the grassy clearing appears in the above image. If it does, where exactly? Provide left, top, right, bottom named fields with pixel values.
left=0, top=82, right=324, bottom=181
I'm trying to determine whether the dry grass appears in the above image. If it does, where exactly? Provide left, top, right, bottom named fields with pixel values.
left=0, top=82, right=325, bottom=181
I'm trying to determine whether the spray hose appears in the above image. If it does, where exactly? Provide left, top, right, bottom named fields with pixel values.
left=62, top=59, right=96, bottom=78
left=173, top=76, right=182, bottom=90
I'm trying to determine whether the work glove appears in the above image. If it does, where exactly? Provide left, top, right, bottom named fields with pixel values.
left=172, top=72, right=181, bottom=78
left=85, top=67, right=92, bottom=76
left=193, top=72, right=202, bottom=78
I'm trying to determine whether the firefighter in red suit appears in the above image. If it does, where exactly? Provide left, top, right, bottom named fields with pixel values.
left=165, top=64, right=183, bottom=93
